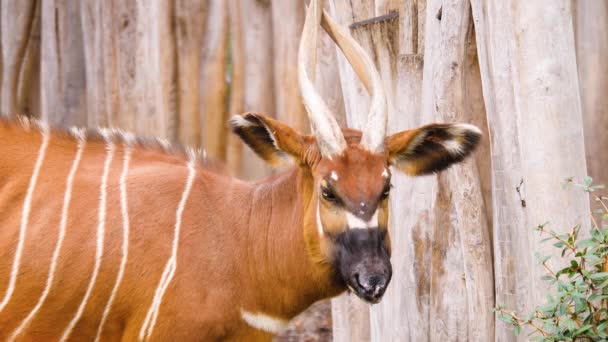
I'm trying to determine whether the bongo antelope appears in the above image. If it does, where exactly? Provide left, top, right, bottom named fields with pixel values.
left=0, top=1, right=480, bottom=340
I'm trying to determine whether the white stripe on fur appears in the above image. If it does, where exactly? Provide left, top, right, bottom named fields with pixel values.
left=0, top=128, right=50, bottom=313
left=139, top=159, right=196, bottom=340
left=94, top=144, right=133, bottom=342
left=61, top=130, right=114, bottom=341
left=9, top=135, right=86, bottom=341
left=241, top=309, right=288, bottom=334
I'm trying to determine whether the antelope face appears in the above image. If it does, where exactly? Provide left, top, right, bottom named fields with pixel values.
left=313, top=143, right=392, bottom=303
left=229, top=0, right=481, bottom=305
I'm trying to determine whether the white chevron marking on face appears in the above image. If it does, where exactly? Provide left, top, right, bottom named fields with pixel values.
left=346, top=210, right=379, bottom=229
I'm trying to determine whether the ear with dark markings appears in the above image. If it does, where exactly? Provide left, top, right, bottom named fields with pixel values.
left=229, top=112, right=308, bottom=166
left=385, top=123, right=482, bottom=176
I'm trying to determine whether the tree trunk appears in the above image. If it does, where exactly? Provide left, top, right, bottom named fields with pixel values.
left=174, top=0, right=207, bottom=147
left=0, top=0, right=39, bottom=117
left=271, top=0, right=307, bottom=132
left=471, top=1, right=590, bottom=340
left=235, top=0, right=274, bottom=180
left=420, top=1, right=493, bottom=340
left=199, top=0, right=228, bottom=157
left=40, top=0, right=87, bottom=127
left=573, top=1, right=608, bottom=191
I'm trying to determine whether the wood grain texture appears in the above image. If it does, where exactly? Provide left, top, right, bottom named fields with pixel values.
left=420, top=2, right=493, bottom=340
left=237, top=0, right=275, bottom=180
left=133, top=0, right=176, bottom=139
left=40, top=0, right=87, bottom=127
left=271, top=0, right=307, bottom=133
left=225, top=0, right=245, bottom=175
left=80, top=0, right=112, bottom=128
left=199, top=0, right=228, bottom=156
left=471, top=1, right=590, bottom=340
left=574, top=1, right=608, bottom=193
left=174, top=0, right=207, bottom=147
left=0, top=0, right=38, bottom=116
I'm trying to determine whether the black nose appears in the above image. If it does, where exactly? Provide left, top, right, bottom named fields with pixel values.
left=354, top=273, right=388, bottom=300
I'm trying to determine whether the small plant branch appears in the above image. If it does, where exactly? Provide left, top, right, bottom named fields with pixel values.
left=495, top=307, right=549, bottom=336
left=538, top=225, right=577, bottom=252
left=499, top=180, right=608, bottom=340
left=592, top=193, right=608, bottom=213
left=542, top=261, right=556, bottom=277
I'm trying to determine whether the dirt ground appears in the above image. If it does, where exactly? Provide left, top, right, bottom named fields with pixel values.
left=274, top=300, right=332, bottom=342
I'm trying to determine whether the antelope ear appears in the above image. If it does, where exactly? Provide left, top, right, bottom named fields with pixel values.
left=385, top=123, right=481, bottom=176
left=230, top=112, right=308, bottom=166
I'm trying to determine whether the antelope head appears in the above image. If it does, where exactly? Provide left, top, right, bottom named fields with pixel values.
left=230, top=0, right=481, bottom=304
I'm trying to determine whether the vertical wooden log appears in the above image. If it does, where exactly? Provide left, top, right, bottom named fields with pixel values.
left=80, top=0, right=111, bottom=128
left=573, top=1, right=608, bottom=190
left=471, top=1, right=590, bottom=340
left=39, top=0, right=87, bottom=126
left=132, top=0, right=176, bottom=139
left=236, top=0, right=275, bottom=180
left=15, top=0, right=41, bottom=118
left=107, top=0, right=138, bottom=131
left=199, top=0, right=228, bottom=159
left=465, top=28, right=493, bottom=237
left=419, top=1, right=493, bottom=340
left=315, top=21, right=347, bottom=127
left=226, top=0, right=245, bottom=174
left=82, top=0, right=176, bottom=136
left=0, top=0, right=38, bottom=116
left=271, top=0, right=307, bottom=132
left=174, top=0, right=207, bottom=147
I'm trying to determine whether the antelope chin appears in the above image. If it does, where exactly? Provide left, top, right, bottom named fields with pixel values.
left=347, top=277, right=388, bottom=304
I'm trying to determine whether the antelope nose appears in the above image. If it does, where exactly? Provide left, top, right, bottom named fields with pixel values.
left=356, top=273, right=388, bottom=299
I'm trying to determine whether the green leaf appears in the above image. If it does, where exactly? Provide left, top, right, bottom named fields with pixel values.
left=589, top=294, right=608, bottom=301
left=542, top=275, right=555, bottom=281
left=535, top=252, right=551, bottom=264
left=498, top=313, right=516, bottom=324
left=557, top=303, right=567, bottom=316
left=589, top=272, right=608, bottom=280
left=554, top=241, right=565, bottom=248
left=541, top=237, right=556, bottom=243
left=513, top=324, right=521, bottom=336
left=573, top=324, right=592, bottom=336
left=584, top=176, right=593, bottom=186
left=576, top=239, right=596, bottom=249
left=597, top=277, right=608, bottom=289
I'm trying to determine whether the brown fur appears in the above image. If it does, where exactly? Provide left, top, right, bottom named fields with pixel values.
left=0, top=114, right=480, bottom=341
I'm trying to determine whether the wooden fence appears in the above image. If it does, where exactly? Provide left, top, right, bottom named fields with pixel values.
left=0, top=0, right=607, bottom=341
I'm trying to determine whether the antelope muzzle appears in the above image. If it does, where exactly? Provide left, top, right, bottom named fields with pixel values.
left=334, top=228, right=392, bottom=303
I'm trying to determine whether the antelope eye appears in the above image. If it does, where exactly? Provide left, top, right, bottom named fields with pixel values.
left=321, top=188, right=338, bottom=203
